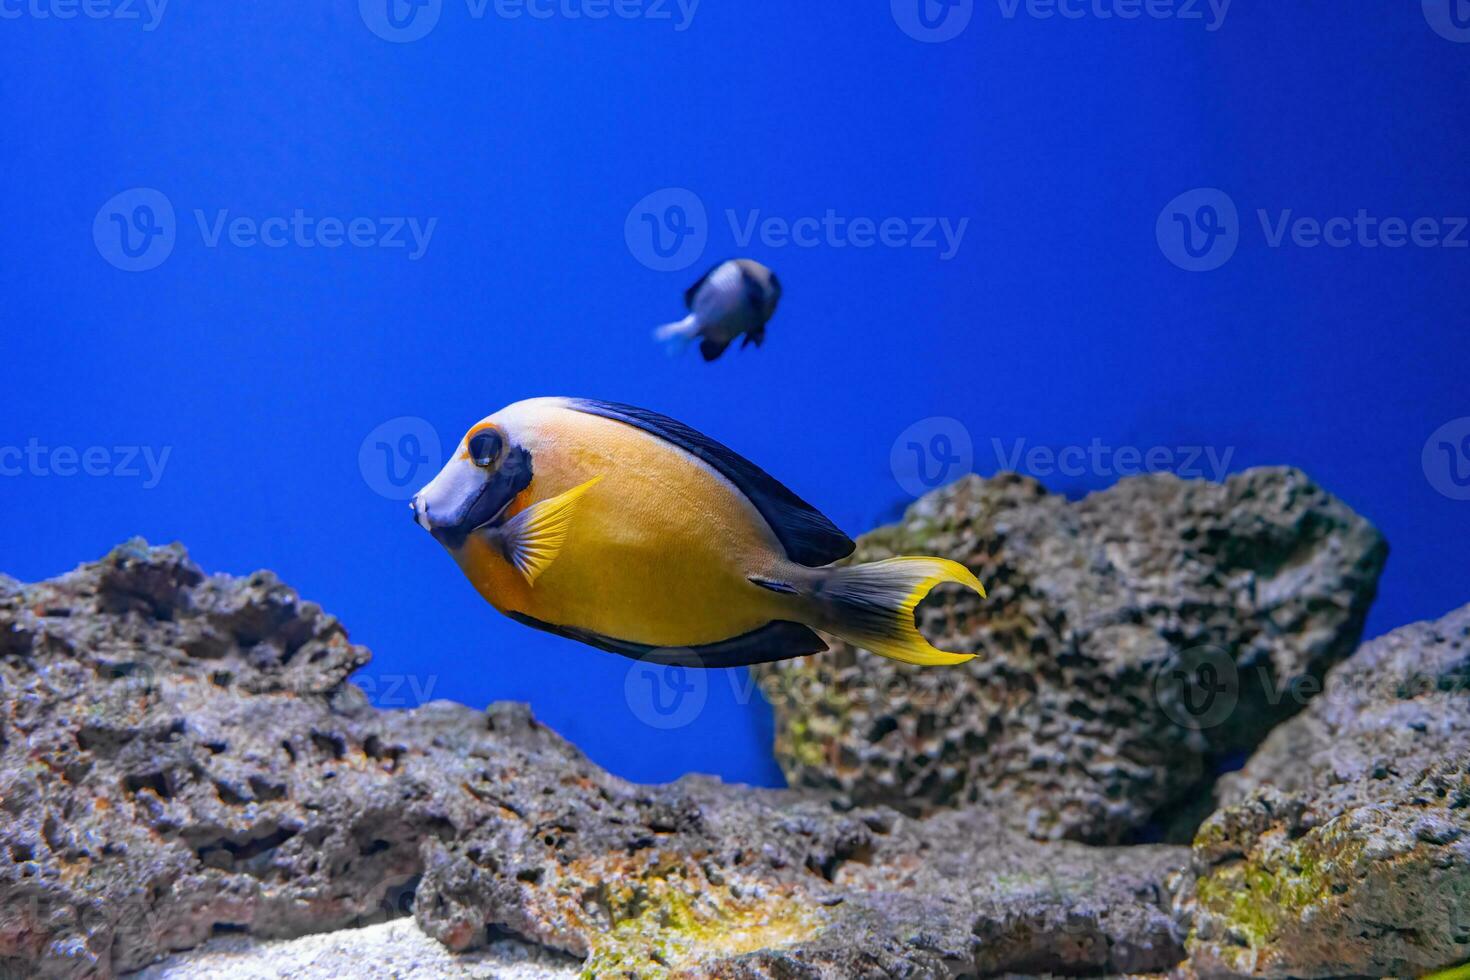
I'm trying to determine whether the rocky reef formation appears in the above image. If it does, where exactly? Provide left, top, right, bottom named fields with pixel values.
left=753, top=468, right=1388, bottom=844
left=1, top=471, right=1462, bottom=979
left=0, top=542, right=1188, bottom=979
left=1181, top=602, right=1470, bottom=978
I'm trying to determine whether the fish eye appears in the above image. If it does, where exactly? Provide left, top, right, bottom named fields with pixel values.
left=468, top=429, right=504, bottom=468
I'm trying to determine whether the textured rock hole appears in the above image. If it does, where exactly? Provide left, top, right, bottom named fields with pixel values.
left=211, top=923, right=248, bottom=936
left=41, top=815, right=65, bottom=853
left=196, top=825, right=299, bottom=867
left=183, top=634, right=230, bottom=660
left=248, top=776, right=288, bottom=802
left=866, top=716, right=899, bottom=742
left=123, top=772, right=172, bottom=799
left=807, top=841, right=875, bottom=882
left=363, top=735, right=405, bottom=772
left=484, top=924, right=532, bottom=946
left=311, top=731, right=347, bottom=760
left=7, top=843, right=34, bottom=862
left=358, top=839, right=392, bottom=858
left=383, top=876, right=420, bottom=919
left=516, top=868, right=543, bottom=884
left=97, top=661, right=150, bottom=683
left=214, top=781, right=249, bottom=806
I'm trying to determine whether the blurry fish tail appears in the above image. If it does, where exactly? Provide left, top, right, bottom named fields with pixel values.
left=800, top=557, right=985, bottom=666
left=653, top=315, right=700, bottom=356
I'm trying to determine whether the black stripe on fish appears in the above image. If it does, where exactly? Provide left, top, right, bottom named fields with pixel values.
left=563, top=399, right=856, bottom=568
left=740, top=263, right=766, bottom=311
left=684, top=263, right=721, bottom=310
left=508, top=613, right=827, bottom=668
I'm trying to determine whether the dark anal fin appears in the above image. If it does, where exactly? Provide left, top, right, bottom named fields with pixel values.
left=700, top=337, right=732, bottom=362
left=508, top=613, right=826, bottom=668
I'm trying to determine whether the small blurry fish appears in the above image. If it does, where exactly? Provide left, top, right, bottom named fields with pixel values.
left=653, top=258, right=782, bottom=362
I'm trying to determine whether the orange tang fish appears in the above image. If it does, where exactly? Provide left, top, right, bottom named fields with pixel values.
left=411, top=398, right=985, bottom=668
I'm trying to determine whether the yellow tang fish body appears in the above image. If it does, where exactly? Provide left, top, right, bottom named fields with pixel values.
left=412, top=398, right=984, bottom=667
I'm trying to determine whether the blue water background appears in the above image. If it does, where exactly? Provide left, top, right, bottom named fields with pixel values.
left=3, top=1, right=1468, bottom=785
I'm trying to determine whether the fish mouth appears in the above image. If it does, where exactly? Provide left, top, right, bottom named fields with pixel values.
left=427, top=445, right=533, bottom=550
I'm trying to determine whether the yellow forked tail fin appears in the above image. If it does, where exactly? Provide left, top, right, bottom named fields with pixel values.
left=812, top=556, right=985, bottom=667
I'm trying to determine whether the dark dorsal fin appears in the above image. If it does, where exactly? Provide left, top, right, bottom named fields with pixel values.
left=563, top=399, right=855, bottom=567
left=509, top=613, right=827, bottom=668
left=684, top=263, right=721, bottom=310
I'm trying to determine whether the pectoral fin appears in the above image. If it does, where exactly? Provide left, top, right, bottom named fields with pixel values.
left=495, top=477, right=602, bottom=585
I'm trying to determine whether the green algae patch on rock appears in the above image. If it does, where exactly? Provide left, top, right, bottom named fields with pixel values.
left=1188, top=780, right=1470, bottom=978
left=572, top=856, right=827, bottom=979
left=1424, top=963, right=1470, bottom=980
left=1190, top=793, right=1371, bottom=962
left=1182, top=603, right=1470, bottom=978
